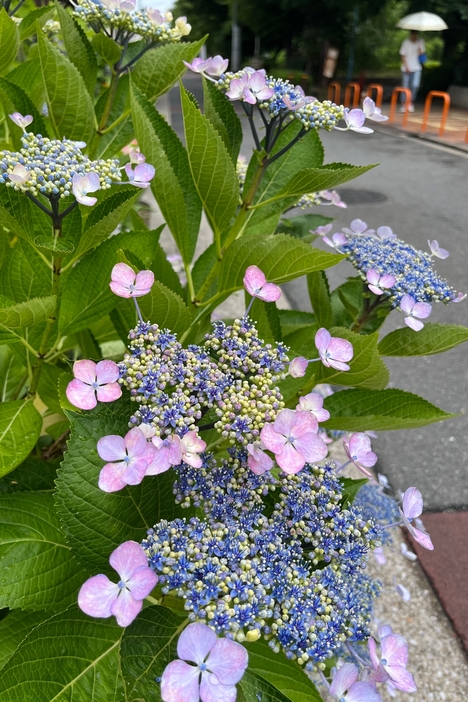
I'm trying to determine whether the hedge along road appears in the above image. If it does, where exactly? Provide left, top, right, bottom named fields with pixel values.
left=170, top=74, right=468, bottom=511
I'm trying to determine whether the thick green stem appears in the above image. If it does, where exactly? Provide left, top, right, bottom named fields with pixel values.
left=350, top=285, right=384, bottom=333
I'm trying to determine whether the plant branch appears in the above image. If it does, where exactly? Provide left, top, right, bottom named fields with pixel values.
left=97, top=72, right=120, bottom=134
left=25, top=192, right=53, bottom=218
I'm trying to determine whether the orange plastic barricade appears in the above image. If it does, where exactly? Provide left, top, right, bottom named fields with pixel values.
left=465, top=126, right=468, bottom=144
left=422, top=91, right=451, bottom=137
left=389, top=87, right=412, bottom=127
left=366, top=83, right=383, bottom=108
left=344, top=82, right=360, bottom=108
left=328, top=81, right=341, bottom=103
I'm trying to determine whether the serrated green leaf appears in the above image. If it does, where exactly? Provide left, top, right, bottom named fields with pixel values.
left=248, top=296, right=282, bottom=344
left=0, top=610, right=51, bottom=671
left=0, top=241, right=51, bottom=302
left=131, top=82, right=201, bottom=263
left=34, top=235, right=74, bottom=254
left=0, top=78, right=48, bottom=144
left=56, top=399, right=186, bottom=572
left=59, top=229, right=163, bottom=336
left=150, top=243, right=185, bottom=298
left=244, top=639, right=322, bottom=702
left=37, top=30, right=95, bottom=141
left=315, top=327, right=389, bottom=390
left=132, top=36, right=206, bottom=100
left=322, top=388, right=456, bottom=431
left=240, top=670, right=293, bottom=702
left=0, top=346, right=26, bottom=401
left=219, top=233, right=343, bottom=295
left=275, top=214, right=325, bottom=242
left=0, top=296, right=55, bottom=329
left=7, top=59, right=44, bottom=106
left=0, top=400, right=42, bottom=477
left=73, top=188, right=141, bottom=260
left=56, top=3, right=97, bottom=95
left=0, top=456, right=58, bottom=494
left=256, top=163, right=376, bottom=208
left=37, top=363, right=71, bottom=413
left=279, top=309, right=316, bottom=337
left=340, top=477, right=368, bottom=507
left=0, top=492, right=85, bottom=609
left=0, top=9, right=19, bottom=77
left=282, top=323, right=318, bottom=358
left=0, top=184, right=35, bottom=243
left=94, top=72, right=134, bottom=158
left=181, top=84, right=239, bottom=237
left=120, top=605, right=187, bottom=701
left=91, top=33, right=122, bottom=65
left=378, top=323, right=468, bottom=357
left=307, top=271, right=333, bottom=327
left=19, top=6, right=54, bottom=40
left=203, top=76, right=242, bottom=162
left=0, top=606, right=125, bottom=700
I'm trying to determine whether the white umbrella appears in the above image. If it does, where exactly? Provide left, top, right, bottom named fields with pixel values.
left=397, top=11, right=448, bottom=31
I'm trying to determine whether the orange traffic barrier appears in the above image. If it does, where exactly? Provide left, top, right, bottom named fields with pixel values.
left=465, top=126, right=468, bottom=144
left=421, top=91, right=450, bottom=137
left=344, top=82, right=360, bottom=108
left=366, top=83, right=383, bottom=108
left=328, top=81, right=341, bottom=103
left=389, top=87, right=412, bottom=127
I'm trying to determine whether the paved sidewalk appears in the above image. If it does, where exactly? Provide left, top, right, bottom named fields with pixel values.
left=379, top=100, right=468, bottom=151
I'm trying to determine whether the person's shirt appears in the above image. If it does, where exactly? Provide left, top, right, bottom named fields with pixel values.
left=400, top=38, right=425, bottom=72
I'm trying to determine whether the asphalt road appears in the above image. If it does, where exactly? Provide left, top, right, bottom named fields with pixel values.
left=170, top=76, right=468, bottom=510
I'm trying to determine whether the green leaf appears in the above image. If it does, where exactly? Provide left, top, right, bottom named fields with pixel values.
left=0, top=606, right=125, bottom=700
left=203, top=77, right=242, bottom=162
left=19, top=6, right=54, bottom=40
left=91, top=33, right=122, bottom=65
left=0, top=346, right=26, bottom=401
left=59, top=229, right=163, bottom=336
left=240, top=671, right=292, bottom=702
left=73, top=188, right=141, bottom=260
left=0, top=9, right=19, bottom=77
left=181, top=84, right=239, bottom=237
left=275, top=214, right=325, bottom=242
left=323, top=388, right=457, bottom=431
left=34, top=235, right=75, bottom=254
left=279, top=309, right=316, bottom=337
left=132, top=36, right=206, bottom=101
left=38, top=363, right=71, bottom=413
left=248, top=297, right=282, bottom=344
left=0, top=610, right=51, bottom=671
left=0, top=400, right=42, bottom=477
left=219, top=233, right=343, bottom=294
left=307, top=271, right=333, bottom=327
left=315, top=327, right=389, bottom=390
left=37, top=30, right=95, bottom=142
left=0, top=241, right=51, bottom=303
left=94, top=73, right=134, bottom=159
left=245, top=639, right=322, bottom=702
left=7, top=59, right=44, bottom=106
left=340, top=477, right=368, bottom=507
left=120, top=605, right=187, bottom=701
left=0, top=492, right=85, bottom=609
left=0, top=77, right=48, bottom=143
left=149, top=243, right=185, bottom=298
left=56, top=3, right=97, bottom=95
left=256, top=163, right=376, bottom=208
left=56, top=398, right=186, bottom=572
left=378, top=323, right=468, bottom=357
left=283, top=324, right=318, bottom=358
left=0, top=296, right=55, bottom=329
left=0, top=182, right=36, bottom=244
left=0, top=456, right=58, bottom=494
left=130, top=82, right=202, bottom=263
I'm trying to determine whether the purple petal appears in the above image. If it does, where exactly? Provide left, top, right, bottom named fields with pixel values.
left=368, top=284, right=384, bottom=296
left=96, top=382, right=122, bottom=403
left=207, top=638, right=248, bottom=684
left=178, top=622, right=217, bottom=665
left=380, top=274, right=396, bottom=288
left=145, top=447, right=172, bottom=475
left=110, top=540, right=148, bottom=581
left=315, top=328, right=331, bottom=355
left=346, top=681, right=382, bottom=702
left=125, top=427, right=148, bottom=458
left=327, top=359, right=351, bottom=371
left=368, top=637, right=381, bottom=673
left=289, top=357, right=308, bottom=378
left=377, top=226, right=396, bottom=239
left=134, top=163, right=155, bottom=182
left=276, top=442, right=305, bottom=474
left=404, top=316, right=424, bottom=332
left=373, top=546, right=387, bottom=565
left=348, top=433, right=373, bottom=461
left=381, top=634, right=408, bottom=667
left=66, top=379, right=97, bottom=410
left=366, top=269, right=380, bottom=286
left=329, top=663, right=359, bottom=697
left=127, top=565, right=158, bottom=599
left=97, top=434, right=126, bottom=462
left=122, top=458, right=148, bottom=486
left=412, top=302, right=431, bottom=320
left=200, top=674, right=237, bottom=702
left=402, top=487, right=423, bottom=519
left=78, top=574, right=118, bottom=618
left=385, top=665, right=417, bottom=692
left=243, top=265, right=266, bottom=295
left=346, top=109, right=366, bottom=128
left=124, top=163, right=134, bottom=179
left=111, top=262, right=135, bottom=287
left=400, top=294, right=415, bottom=315
left=73, top=359, right=97, bottom=384
left=110, top=587, right=143, bottom=627
left=258, top=282, right=281, bottom=302
left=248, top=71, right=267, bottom=92
left=409, top=525, right=434, bottom=550
left=350, top=219, right=368, bottom=234
left=161, top=659, right=200, bottom=702
left=260, top=423, right=286, bottom=454
left=98, top=463, right=127, bottom=493
left=327, top=337, right=354, bottom=363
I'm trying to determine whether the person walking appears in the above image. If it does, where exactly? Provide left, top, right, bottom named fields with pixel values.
left=400, top=30, right=425, bottom=111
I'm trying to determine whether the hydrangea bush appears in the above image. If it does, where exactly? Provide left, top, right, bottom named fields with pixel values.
left=0, top=2, right=466, bottom=701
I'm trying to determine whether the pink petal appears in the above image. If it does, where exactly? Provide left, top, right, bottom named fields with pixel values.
left=125, top=427, right=148, bottom=458
left=291, top=410, right=318, bottom=437
left=400, top=295, right=415, bottom=315
left=358, top=451, right=378, bottom=468
left=385, top=665, right=417, bottom=693
left=348, top=433, right=372, bottom=460
left=315, top=328, right=331, bottom=355
left=78, top=574, right=118, bottom=618
left=346, top=681, right=382, bottom=702
left=404, top=316, right=424, bottom=332
left=412, top=302, right=431, bottom=320
left=409, top=525, right=434, bottom=550
left=260, top=423, right=286, bottom=453
left=402, top=487, right=423, bottom=519
left=110, top=281, right=133, bottom=298
left=293, top=432, right=328, bottom=463
left=96, top=382, right=122, bottom=403
left=66, top=379, right=97, bottom=410
left=98, top=463, right=128, bottom=493
left=289, top=357, right=308, bottom=378
left=373, top=546, right=387, bottom=565
left=168, top=436, right=182, bottom=465
left=127, top=565, right=158, bottom=599
left=243, top=265, right=266, bottom=295
left=95, top=359, right=120, bottom=384
left=200, top=674, right=237, bottom=702
left=257, top=87, right=275, bottom=100
left=110, top=587, right=143, bottom=627
left=247, top=446, right=273, bottom=474
left=368, top=284, right=384, bottom=296
left=242, top=87, right=256, bottom=104
left=145, top=449, right=172, bottom=475
left=380, top=274, right=396, bottom=288
left=368, top=637, right=380, bottom=671
left=258, top=282, right=281, bottom=302
left=206, top=638, right=248, bottom=685
left=248, top=71, right=267, bottom=92
left=178, top=622, right=217, bottom=665
left=97, top=435, right=126, bottom=462
left=327, top=359, right=351, bottom=371
left=381, top=634, right=408, bottom=667
left=350, top=219, right=368, bottom=234
left=330, top=663, right=359, bottom=697
left=276, top=442, right=305, bottom=474
left=73, top=359, right=97, bottom=384
left=273, top=408, right=297, bottom=437
left=122, top=458, right=148, bottom=486
left=379, top=624, right=393, bottom=639
left=161, top=660, right=201, bottom=702
left=111, top=262, right=136, bottom=288
left=327, top=337, right=354, bottom=363
left=346, top=109, right=366, bottom=128
left=134, top=270, right=155, bottom=295
left=134, top=163, right=155, bottom=182
left=366, top=269, right=380, bottom=286
left=110, top=540, right=148, bottom=580
left=377, top=226, right=396, bottom=239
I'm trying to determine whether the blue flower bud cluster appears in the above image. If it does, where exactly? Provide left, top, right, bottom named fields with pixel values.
left=353, top=484, right=399, bottom=545
left=143, top=462, right=379, bottom=666
left=340, top=234, right=459, bottom=305
left=119, top=318, right=288, bottom=444
left=0, top=132, right=121, bottom=198
left=73, top=0, right=189, bottom=45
